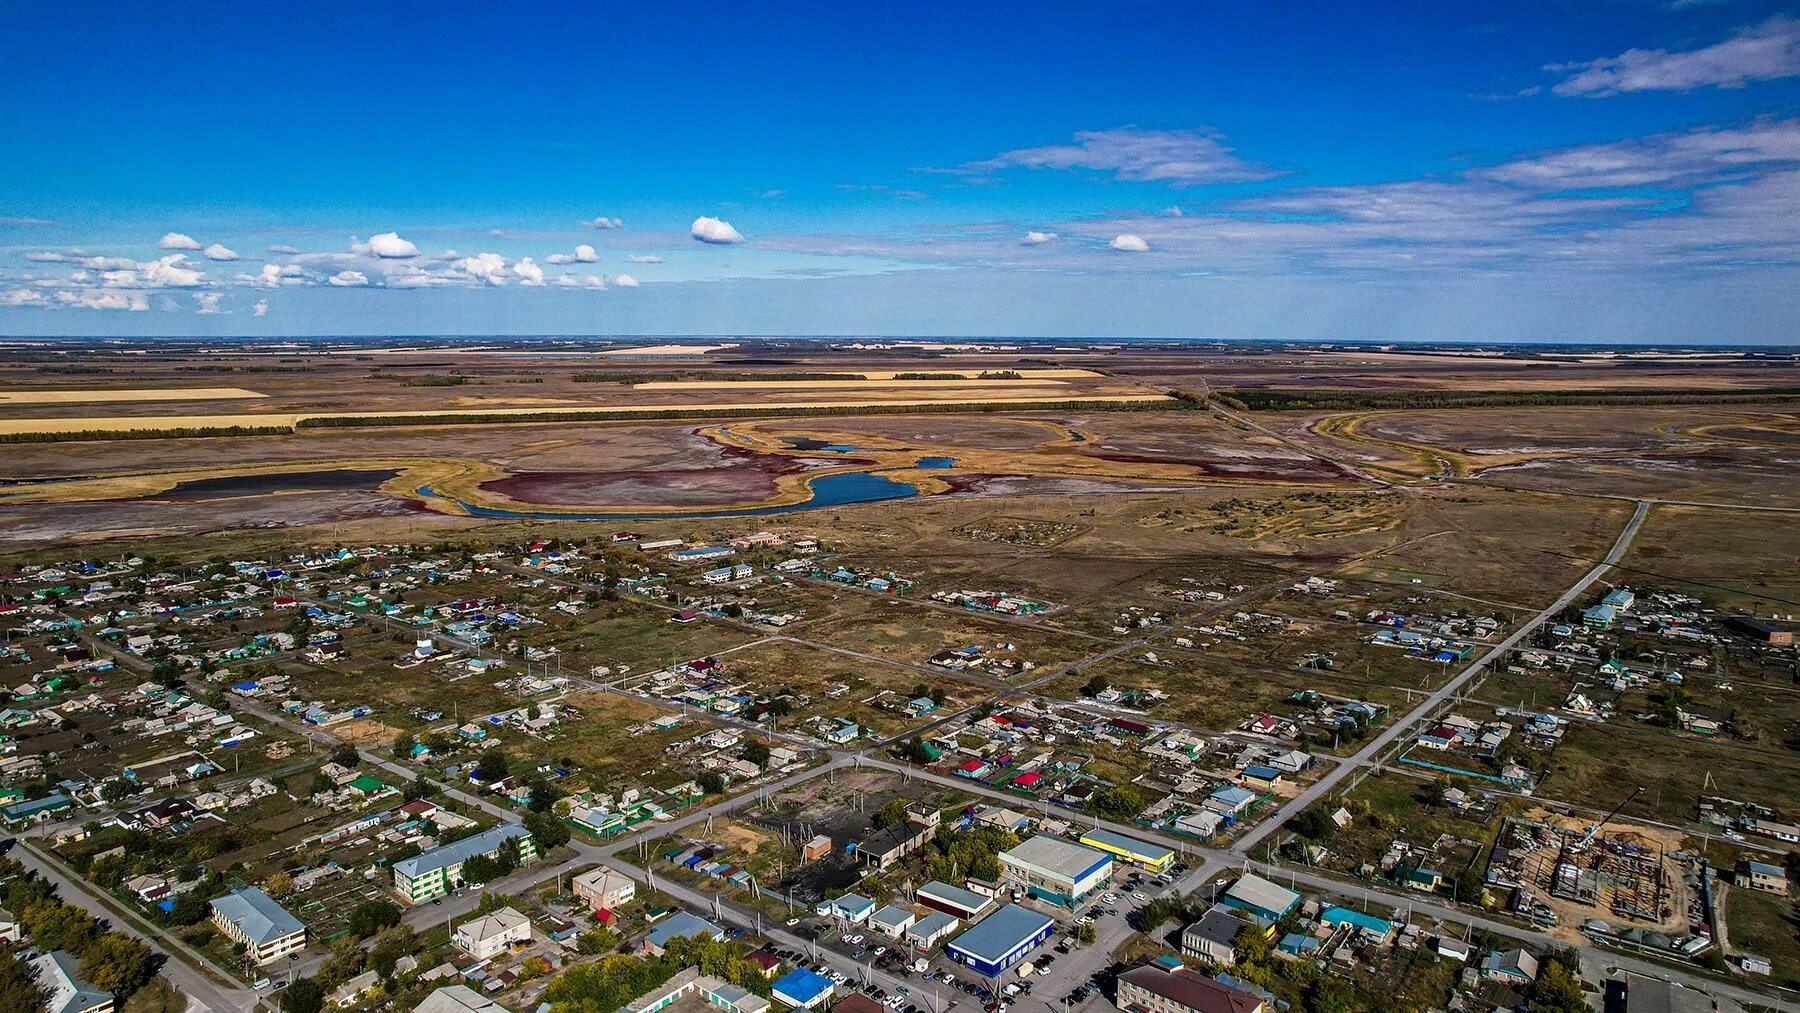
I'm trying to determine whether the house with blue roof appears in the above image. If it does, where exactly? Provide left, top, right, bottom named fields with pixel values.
left=771, top=967, right=835, bottom=1009
left=643, top=911, right=725, bottom=956
left=1203, top=785, right=1258, bottom=820
left=1319, top=905, right=1393, bottom=943
left=2, top=791, right=72, bottom=824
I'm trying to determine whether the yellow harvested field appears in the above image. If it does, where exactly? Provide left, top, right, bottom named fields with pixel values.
left=634, top=378, right=1069, bottom=390
left=859, top=368, right=1101, bottom=380
left=596, top=343, right=741, bottom=356
left=0, top=387, right=266, bottom=405
left=0, top=393, right=1175, bottom=436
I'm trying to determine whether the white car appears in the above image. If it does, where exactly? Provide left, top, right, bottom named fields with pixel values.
left=787, top=918, right=801, bottom=926
left=1131, top=892, right=1147, bottom=901
left=847, top=934, right=864, bottom=944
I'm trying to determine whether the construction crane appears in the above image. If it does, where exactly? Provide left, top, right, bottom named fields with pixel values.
left=1576, top=785, right=1645, bottom=850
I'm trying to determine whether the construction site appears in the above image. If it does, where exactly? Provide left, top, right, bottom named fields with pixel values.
left=1485, top=808, right=1687, bottom=934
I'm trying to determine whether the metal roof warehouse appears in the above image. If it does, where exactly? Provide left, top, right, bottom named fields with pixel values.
left=945, top=904, right=1055, bottom=977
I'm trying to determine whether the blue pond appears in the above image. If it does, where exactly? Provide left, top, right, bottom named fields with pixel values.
left=915, top=457, right=957, bottom=469
left=417, top=469, right=917, bottom=521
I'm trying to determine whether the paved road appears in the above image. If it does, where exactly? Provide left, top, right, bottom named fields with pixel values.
left=12, top=838, right=264, bottom=1013
left=1233, top=498, right=1652, bottom=856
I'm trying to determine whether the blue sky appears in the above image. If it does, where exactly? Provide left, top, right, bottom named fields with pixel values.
left=4, top=1, right=1799, bottom=342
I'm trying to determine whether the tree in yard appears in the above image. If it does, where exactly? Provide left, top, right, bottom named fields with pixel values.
left=1085, top=785, right=1145, bottom=822
left=346, top=899, right=401, bottom=938
left=524, top=810, right=571, bottom=851
left=576, top=929, right=612, bottom=954
left=870, top=798, right=911, bottom=830
left=78, top=933, right=156, bottom=996
left=698, top=772, right=727, bottom=795
left=393, top=732, right=415, bottom=757
left=265, top=871, right=294, bottom=898
left=1286, top=805, right=1337, bottom=841
left=475, top=749, right=510, bottom=783
left=1074, top=923, right=1096, bottom=944
left=967, top=851, right=1001, bottom=882
left=743, top=740, right=771, bottom=766
left=280, top=977, right=325, bottom=1013
left=330, top=743, right=360, bottom=768
left=1081, top=673, right=1110, bottom=697
left=22, top=900, right=99, bottom=954
left=367, top=926, right=418, bottom=980
left=99, top=778, right=137, bottom=804
left=0, top=950, right=49, bottom=1012
left=460, top=853, right=502, bottom=886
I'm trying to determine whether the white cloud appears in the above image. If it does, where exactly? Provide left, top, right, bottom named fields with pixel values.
left=952, top=127, right=1277, bottom=186
left=96, top=254, right=206, bottom=289
left=546, top=244, right=600, bottom=265
left=1553, top=17, right=1800, bottom=96
left=1162, top=206, right=1185, bottom=217
left=252, top=299, right=269, bottom=317
left=614, top=273, right=640, bottom=287
left=556, top=274, right=606, bottom=288
left=1109, top=234, right=1150, bottom=252
left=249, top=263, right=305, bottom=288
left=455, top=252, right=510, bottom=285
left=194, top=292, right=224, bottom=314
left=159, top=232, right=202, bottom=250
left=585, top=216, right=624, bottom=229
left=24, top=251, right=69, bottom=262
left=57, top=289, right=149, bottom=310
left=1022, top=231, right=1057, bottom=245
left=203, top=243, right=239, bottom=261
left=691, top=216, right=745, bottom=245
left=513, top=257, right=546, bottom=286
left=626, top=254, right=663, bottom=263
left=79, top=255, right=138, bottom=271
left=267, top=244, right=301, bottom=255
left=351, top=232, right=421, bottom=258
left=1, top=288, right=47, bottom=306
left=328, top=269, right=370, bottom=287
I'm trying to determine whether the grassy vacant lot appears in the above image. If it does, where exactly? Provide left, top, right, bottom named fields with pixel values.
left=534, top=691, right=695, bottom=789
left=804, top=599, right=1098, bottom=678
left=1724, top=884, right=1800, bottom=989
left=718, top=639, right=967, bottom=740
left=1042, top=649, right=1404, bottom=739
left=1547, top=722, right=1800, bottom=825
left=522, top=599, right=763, bottom=670
left=1622, top=505, right=1800, bottom=610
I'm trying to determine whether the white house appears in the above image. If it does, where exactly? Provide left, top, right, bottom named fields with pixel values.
left=454, top=907, right=532, bottom=960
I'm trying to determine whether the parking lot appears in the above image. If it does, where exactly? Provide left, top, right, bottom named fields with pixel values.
left=758, top=859, right=1191, bottom=1013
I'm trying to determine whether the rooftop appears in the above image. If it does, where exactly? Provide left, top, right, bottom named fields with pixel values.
left=947, top=904, right=1054, bottom=963
left=1118, top=964, right=1261, bottom=1013
left=209, top=886, right=304, bottom=946
left=1001, top=833, right=1112, bottom=880
left=416, top=985, right=507, bottom=1013
left=393, top=822, right=530, bottom=879
left=1222, top=873, right=1300, bottom=917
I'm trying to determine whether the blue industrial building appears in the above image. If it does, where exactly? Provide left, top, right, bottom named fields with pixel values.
left=945, top=904, right=1055, bottom=977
